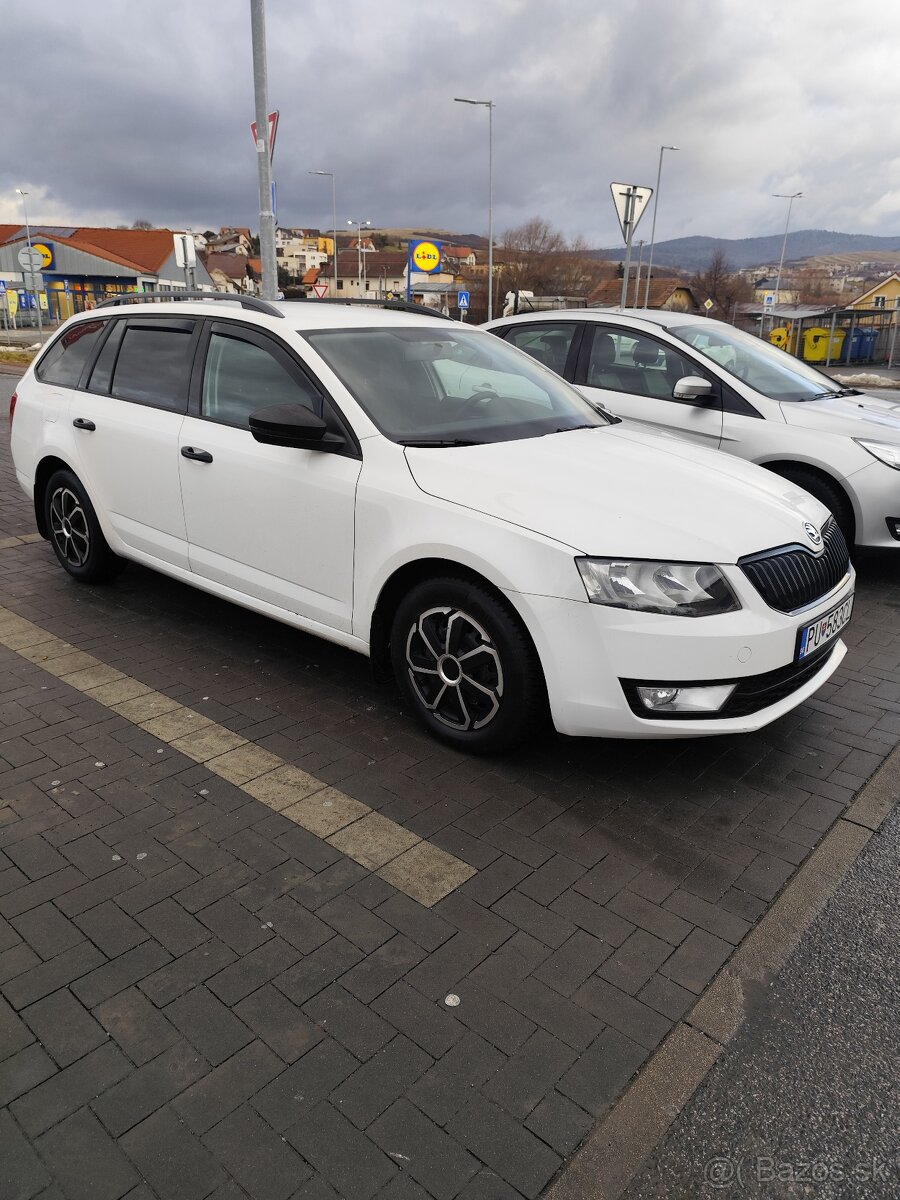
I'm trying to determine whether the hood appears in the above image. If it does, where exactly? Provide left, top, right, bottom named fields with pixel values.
left=780, top=391, right=900, bottom=437
left=405, top=425, right=830, bottom=564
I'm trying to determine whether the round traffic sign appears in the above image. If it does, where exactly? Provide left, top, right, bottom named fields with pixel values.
left=17, top=247, right=43, bottom=273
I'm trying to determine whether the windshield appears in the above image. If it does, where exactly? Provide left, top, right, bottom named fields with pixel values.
left=668, top=322, right=854, bottom=403
left=304, top=326, right=611, bottom=443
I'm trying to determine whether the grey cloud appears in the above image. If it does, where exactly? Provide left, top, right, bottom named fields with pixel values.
left=3, top=0, right=899, bottom=247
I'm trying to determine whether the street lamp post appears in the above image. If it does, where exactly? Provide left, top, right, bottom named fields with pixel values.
left=15, top=188, right=43, bottom=342
left=347, top=219, right=371, bottom=295
left=772, top=191, right=802, bottom=325
left=309, top=171, right=338, bottom=297
left=454, top=97, right=495, bottom=320
left=249, top=0, right=277, bottom=301
left=642, top=145, right=679, bottom=308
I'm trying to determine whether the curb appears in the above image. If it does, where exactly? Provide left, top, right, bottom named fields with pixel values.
left=545, top=742, right=900, bottom=1200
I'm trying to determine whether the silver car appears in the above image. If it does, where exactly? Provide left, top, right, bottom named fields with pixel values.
left=484, top=309, right=900, bottom=552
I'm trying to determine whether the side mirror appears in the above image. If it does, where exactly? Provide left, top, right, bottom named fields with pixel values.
left=249, top=403, right=342, bottom=451
left=672, top=376, right=714, bottom=404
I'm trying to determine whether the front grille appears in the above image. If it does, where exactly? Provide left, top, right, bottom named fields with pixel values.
left=739, top=517, right=850, bottom=613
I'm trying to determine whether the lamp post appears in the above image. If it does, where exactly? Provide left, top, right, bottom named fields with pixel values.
left=249, top=0, right=277, bottom=300
left=15, top=188, right=43, bottom=342
left=642, top=145, right=679, bottom=308
left=454, top=97, right=495, bottom=320
left=772, top=191, right=802, bottom=324
left=347, top=219, right=371, bottom=295
left=309, top=170, right=338, bottom=297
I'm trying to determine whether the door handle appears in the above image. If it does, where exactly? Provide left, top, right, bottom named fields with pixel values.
left=72, top=418, right=96, bottom=431
left=181, top=446, right=213, bottom=463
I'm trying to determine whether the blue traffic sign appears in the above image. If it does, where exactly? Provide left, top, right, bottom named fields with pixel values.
left=457, top=290, right=470, bottom=310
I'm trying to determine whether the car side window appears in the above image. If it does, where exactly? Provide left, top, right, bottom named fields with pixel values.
left=110, top=320, right=196, bottom=411
left=201, top=330, right=322, bottom=427
left=585, top=328, right=700, bottom=400
left=86, top=320, right=125, bottom=394
left=503, top=323, right=577, bottom=375
left=36, top=320, right=107, bottom=388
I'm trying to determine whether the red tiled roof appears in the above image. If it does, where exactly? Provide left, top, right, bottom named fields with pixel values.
left=64, top=228, right=180, bottom=272
left=205, top=253, right=249, bottom=279
left=588, top=278, right=695, bottom=307
left=0, top=226, right=184, bottom=274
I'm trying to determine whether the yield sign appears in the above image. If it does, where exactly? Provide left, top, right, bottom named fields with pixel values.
left=610, top=183, right=653, bottom=243
left=312, top=283, right=329, bottom=299
left=250, top=110, right=279, bottom=162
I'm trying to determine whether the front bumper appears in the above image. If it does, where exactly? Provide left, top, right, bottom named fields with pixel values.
left=509, top=567, right=853, bottom=738
left=850, top=459, right=900, bottom=549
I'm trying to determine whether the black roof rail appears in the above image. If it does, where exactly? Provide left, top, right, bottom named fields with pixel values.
left=280, top=295, right=456, bottom=321
left=95, top=291, right=284, bottom=318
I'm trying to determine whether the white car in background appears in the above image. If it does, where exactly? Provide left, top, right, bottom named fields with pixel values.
left=10, top=296, right=853, bottom=752
left=484, top=309, right=900, bottom=552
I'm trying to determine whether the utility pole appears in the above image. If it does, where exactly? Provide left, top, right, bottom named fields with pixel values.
left=250, top=0, right=277, bottom=300
left=15, top=189, right=44, bottom=343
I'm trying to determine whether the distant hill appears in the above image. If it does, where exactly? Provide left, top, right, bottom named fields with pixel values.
left=590, top=230, right=900, bottom=272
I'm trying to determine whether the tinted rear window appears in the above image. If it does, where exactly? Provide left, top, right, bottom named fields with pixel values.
left=36, top=320, right=106, bottom=388
left=110, top=322, right=195, bottom=410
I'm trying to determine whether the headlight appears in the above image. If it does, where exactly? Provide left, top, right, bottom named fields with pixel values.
left=576, top=558, right=740, bottom=616
left=854, top=439, right=900, bottom=470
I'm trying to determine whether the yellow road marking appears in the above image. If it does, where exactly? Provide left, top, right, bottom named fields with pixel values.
left=0, top=605, right=475, bottom=906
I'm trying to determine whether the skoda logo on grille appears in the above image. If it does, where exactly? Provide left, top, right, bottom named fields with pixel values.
left=804, top=521, right=822, bottom=546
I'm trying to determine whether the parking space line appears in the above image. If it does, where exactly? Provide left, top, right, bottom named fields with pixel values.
left=0, top=604, right=476, bottom=907
left=0, top=533, right=43, bottom=550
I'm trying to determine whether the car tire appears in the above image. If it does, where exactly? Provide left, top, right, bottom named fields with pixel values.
left=389, top=575, right=546, bottom=754
left=770, top=466, right=855, bottom=551
left=43, top=468, right=122, bottom=584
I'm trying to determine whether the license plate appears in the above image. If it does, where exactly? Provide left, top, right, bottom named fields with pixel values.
left=797, top=594, right=854, bottom=661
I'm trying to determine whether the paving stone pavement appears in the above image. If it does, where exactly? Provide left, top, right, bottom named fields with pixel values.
left=2, top=396, right=899, bottom=1200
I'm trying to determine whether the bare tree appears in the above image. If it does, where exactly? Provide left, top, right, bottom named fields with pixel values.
left=499, top=217, right=595, bottom=298
left=131, top=218, right=153, bottom=230
left=691, top=249, right=752, bottom=316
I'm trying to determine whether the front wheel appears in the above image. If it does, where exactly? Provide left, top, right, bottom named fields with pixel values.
left=43, top=469, right=122, bottom=583
left=389, top=576, right=546, bottom=753
left=769, top=466, right=855, bottom=551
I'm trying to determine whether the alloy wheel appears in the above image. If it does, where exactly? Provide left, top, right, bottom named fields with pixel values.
left=49, top=486, right=91, bottom=568
left=405, top=606, right=504, bottom=730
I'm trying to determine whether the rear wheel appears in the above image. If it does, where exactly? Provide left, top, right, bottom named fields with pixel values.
left=768, top=466, right=855, bottom=550
left=390, top=576, right=546, bottom=754
left=43, top=469, right=122, bottom=583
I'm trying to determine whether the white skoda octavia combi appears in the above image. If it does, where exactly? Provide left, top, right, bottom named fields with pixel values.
left=9, top=296, right=854, bottom=752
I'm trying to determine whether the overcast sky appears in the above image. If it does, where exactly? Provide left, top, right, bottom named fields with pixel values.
left=3, top=0, right=899, bottom=249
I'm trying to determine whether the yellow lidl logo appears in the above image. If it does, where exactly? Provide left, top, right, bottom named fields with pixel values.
left=33, top=243, right=55, bottom=269
left=409, top=239, right=442, bottom=274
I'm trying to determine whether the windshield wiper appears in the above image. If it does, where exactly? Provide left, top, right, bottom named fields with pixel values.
left=554, top=423, right=606, bottom=433
left=399, top=438, right=484, bottom=447
left=810, top=388, right=861, bottom=400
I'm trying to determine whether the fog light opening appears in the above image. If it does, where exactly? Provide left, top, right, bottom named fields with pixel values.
left=636, top=683, right=736, bottom=714
left=886, top=517, right=900, bottom=542
left=639, top=687, right=681, bottom=710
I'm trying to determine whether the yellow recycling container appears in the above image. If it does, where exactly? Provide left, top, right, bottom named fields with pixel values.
left=769, top=326, right=790, bottom=350
left=802, top=327, right=845, bottom=362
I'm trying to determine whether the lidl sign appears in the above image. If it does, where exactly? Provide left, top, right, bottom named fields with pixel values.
left=33, top=243, right=55, bottom=270
left=408, top=239, right=442, bottom=274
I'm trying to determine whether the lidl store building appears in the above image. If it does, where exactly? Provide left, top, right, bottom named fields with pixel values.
left=0, top=226, right=213, bottom=323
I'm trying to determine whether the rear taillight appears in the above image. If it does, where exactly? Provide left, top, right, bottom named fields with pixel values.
left=8, top=391, right=16, bottom=424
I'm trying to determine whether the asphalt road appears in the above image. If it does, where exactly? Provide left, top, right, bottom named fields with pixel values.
left=625, top=803, right=900, bottom=1199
